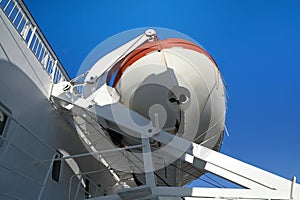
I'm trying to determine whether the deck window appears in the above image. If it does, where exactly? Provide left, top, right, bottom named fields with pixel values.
left=52, top=151, right=63, bottom=182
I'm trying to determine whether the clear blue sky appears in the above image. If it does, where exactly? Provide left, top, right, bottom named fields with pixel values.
left=24, top=0, right=300, bottom=186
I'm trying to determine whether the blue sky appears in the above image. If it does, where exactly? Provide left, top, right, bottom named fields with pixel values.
left=24, top=0, right=300, bottom=186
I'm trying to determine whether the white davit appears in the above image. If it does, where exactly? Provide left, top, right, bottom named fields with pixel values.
left=51, top=28, right=300, bottom=199
left=54, top=28, right=227, bottom=187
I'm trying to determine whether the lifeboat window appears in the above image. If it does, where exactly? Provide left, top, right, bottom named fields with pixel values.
left=52, top=151, right=63, bottom=182
left=0, top=110, right=8, bottom=136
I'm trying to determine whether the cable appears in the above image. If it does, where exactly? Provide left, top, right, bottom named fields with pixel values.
left=203, top=173, right=226, bottom=188
left=169, top=163, right=225, bottom=188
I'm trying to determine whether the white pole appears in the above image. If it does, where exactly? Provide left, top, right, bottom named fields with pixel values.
left=27, top=26, right=36, bottom=48
left=142, top=137, right=156, bottom=188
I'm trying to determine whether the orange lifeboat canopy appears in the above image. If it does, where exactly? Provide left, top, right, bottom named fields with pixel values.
left=107, top=38, right=218, bottom=87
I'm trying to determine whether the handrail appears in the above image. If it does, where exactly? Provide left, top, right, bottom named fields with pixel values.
left=69, top=169, right=109, bottom=200
left=0, top=0, right=70, bottom=84
left=37, top=153, right=58, bottom=200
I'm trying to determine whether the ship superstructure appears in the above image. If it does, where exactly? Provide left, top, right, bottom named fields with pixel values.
left=0, top=0, right=115, bottom=199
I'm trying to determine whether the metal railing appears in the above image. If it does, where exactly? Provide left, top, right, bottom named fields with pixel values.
left=69, top=170, right=108, bottom=200
left=0, top=0, right=70, bottom=83
left=0, top=110, right=56, bottom=199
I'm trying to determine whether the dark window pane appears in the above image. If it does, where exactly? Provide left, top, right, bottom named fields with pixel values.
left=0, top=111, right=8, bottom=136
left=52, top=151, right=63, bottom=182
left=85, top=178, right=90, bottom=198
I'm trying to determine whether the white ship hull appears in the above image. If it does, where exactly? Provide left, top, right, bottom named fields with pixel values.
left=0, top=1, right=114, bottom=199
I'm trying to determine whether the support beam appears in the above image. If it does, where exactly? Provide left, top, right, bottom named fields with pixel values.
left=51, top=86, right=300, bottom=200
left=142, top=137, right=156, bottom=189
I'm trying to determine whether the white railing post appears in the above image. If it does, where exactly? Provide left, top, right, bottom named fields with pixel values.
left=42, top=53, right=49, bottom=69
left=7, top=3, right=16, bottom=18
left=51, top=60, right=58, bottom=82
left=12, top=10, right=19, bottom=23
left=3, top=0, right=11, bottom=11
left=16, top=14, right=23, bottom=29
left=59, top=71, right=65, bottom=83
left=27, top=26, right=36, bottom=48
left=21, top=22, right=30, bottom=40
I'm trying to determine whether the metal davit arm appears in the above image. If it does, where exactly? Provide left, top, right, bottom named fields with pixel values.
left=93, top=104, right=300, bottom=199
left=50, top=88, right=300, bottom=199
left=49, top=26, right=300, bottom=199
